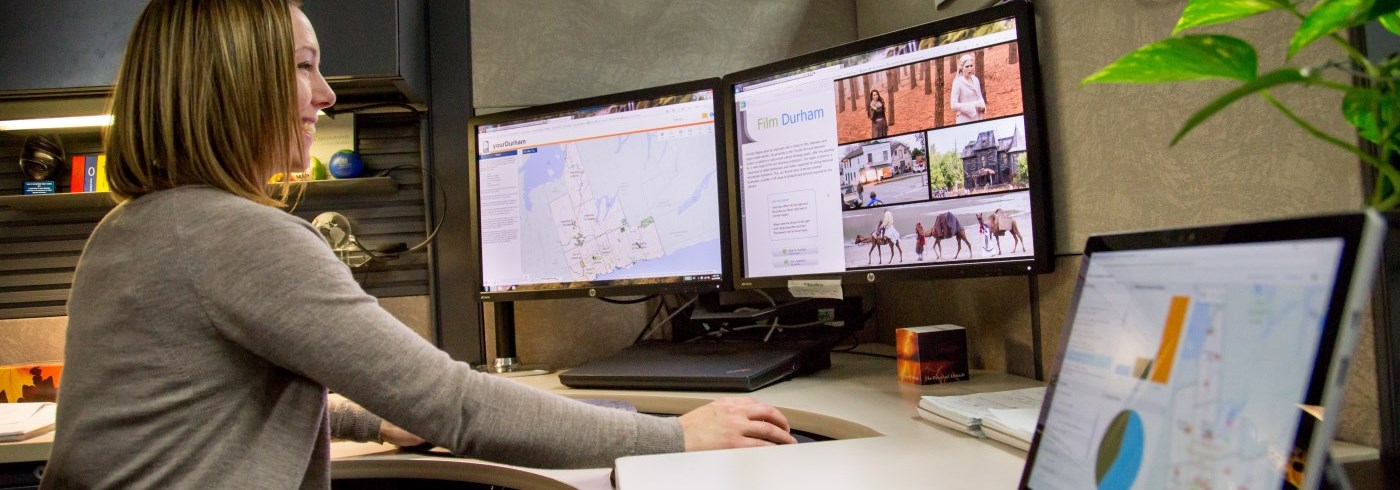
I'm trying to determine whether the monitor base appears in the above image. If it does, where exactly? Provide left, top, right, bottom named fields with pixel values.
left=476, top=357, right=550, bottom=377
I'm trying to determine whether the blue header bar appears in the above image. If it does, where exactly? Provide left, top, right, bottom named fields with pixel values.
left=480, top=150, right=518, bottom=159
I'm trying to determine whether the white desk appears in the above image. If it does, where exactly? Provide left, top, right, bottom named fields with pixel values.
left=2, top=351, right=1378, bottom=489
left=527, top=351, right=1044, bottom=490
left=308, top=351, right=1041, bottom=489
left=336, top=350, right=1380, bottom=489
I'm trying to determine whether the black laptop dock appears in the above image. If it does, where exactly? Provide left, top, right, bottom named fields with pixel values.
left=559, top=339, right=831, bottom=392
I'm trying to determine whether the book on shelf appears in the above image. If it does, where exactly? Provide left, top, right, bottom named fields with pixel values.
left=95, top=154, right=109, bottom=192
left=69, top=155, right=84, bottom=193
left=915, top=386, right=1045, bottom=447
left=66, top=154, right=107, bottom=193
left=0, top=402, right=56, bottom=442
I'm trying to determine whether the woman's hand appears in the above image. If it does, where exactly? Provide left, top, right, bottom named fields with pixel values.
left=379, top=420, right=426, bottom=447
left=678, top=397, right=798, bottom=451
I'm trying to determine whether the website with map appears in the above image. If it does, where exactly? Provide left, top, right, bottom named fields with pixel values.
left=732, top=17, right=1033, bottom=281
left=475, top=91, right=722, bottom=293
left=1027, top=239, right=1344, bottom=490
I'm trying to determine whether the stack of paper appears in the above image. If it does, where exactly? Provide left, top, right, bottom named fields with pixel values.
left=916, top=387, right=1044, bottom=443
left=981, top=407, right=1040, bottom=450
left=0, top=402, right=56, bottom=442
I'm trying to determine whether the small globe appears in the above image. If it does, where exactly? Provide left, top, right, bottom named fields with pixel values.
left=328, top=149, right=364, bottom=179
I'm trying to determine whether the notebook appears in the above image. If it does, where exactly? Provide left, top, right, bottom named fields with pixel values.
left=1020, top=211, right=1385, bottom=490
left=0, top=402, right=56, bottom=442
left=916, top=386, right=1045, bottom=437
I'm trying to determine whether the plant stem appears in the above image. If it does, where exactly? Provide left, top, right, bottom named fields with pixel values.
left=1311, top=78, right=1355, bottom=92
left=1262, top=91, right=1400, bottom=205
left=1282, top=3, right=1305, bottom=22
left=1327, top=34, right=1375, bottom=76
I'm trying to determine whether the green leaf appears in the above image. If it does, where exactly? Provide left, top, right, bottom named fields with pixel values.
left=1083, top=35, right=1258, bottom=85
left=1369, top=0, right=1400, bottom=18
left=1380, top=11, right=1400, bottom=35
left=1173, top=0, right=1288, bottom=34
left=1345, top=87, right=1400, bottom=151
left=1172, top=68, right=1312, bottom=145
left=1344, top=89, right=1384, bottom=142
left=1291, top=0, right=1375, bottom=58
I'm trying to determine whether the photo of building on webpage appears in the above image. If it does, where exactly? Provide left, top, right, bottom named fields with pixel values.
left=734, top=17, right=1036, bottom=279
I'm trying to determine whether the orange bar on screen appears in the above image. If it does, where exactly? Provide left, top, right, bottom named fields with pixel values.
left=1149, top=296, right=1190, bottom=384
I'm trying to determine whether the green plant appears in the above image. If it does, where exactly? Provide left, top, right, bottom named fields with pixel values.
left=1083, top=0, right=1400, bottom=209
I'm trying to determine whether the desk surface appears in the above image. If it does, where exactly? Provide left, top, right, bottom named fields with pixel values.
left=1, top=350, right=1379, bottom=489
left=312, top=351, right=1047, bottom=490
left=550, top=351, right=1045, bottom=490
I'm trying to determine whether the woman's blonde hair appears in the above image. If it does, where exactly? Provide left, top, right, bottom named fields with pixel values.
left=958, top=53, right=975, bottom=69
left=106, top=0, right=302, bottom=207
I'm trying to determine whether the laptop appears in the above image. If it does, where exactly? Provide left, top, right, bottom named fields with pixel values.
left=1020, top=211, right=1386, bottom=490
left=558, top=340, right=826, bottom=392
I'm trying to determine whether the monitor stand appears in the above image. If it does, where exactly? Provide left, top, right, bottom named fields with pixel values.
left=475, top=301, right=550, bottom=377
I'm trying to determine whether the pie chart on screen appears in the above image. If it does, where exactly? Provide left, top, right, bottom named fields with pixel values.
left=1096, top=410, right=1144, bottom=490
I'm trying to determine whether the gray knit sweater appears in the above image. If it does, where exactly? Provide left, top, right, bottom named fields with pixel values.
left=41, top=186, right=683, bottom=489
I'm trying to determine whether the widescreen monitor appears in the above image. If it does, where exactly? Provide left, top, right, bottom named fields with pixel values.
left=724, top=1, right=1051, bottom=288
left=468, top=79, right=728, bottom=301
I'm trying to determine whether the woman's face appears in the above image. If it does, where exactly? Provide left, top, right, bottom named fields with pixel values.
left=291, top=6, right=336, bottom=168
left=870, top=90, right=880, bottom=100
left=960, top=59, right=974, bottom=77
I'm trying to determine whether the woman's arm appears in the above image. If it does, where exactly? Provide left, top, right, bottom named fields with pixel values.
left=328, top=395, right=425, bottom=446
left=187, top=207, right=792, bottom=467
left=328, top=395, right=381, bottom=442
left=186, top=208, right=684, bottom=468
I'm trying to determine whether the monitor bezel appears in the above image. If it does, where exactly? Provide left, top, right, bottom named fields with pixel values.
left=467, top=78, right=732, bottom=302
left=721, top=0, right=1053, bottom=289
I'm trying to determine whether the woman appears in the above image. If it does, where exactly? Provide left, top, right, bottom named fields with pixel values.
left=41, top=1, right=793, bottom=488
left=914, top=222, right=927, bottom=261
left=950, top=53, right=987, bottom=123
left=867, top=89, right=888, bottom=138
left=878, top=209, right=896, bottom=241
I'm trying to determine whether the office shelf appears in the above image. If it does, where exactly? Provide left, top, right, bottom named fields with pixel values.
left=0, top=176, right=397, bottom=212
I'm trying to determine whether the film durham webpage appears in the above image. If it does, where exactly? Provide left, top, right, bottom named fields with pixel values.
left=735, top=19, right=1033, bottom=279
left=476, top=95, right=722, bottom=292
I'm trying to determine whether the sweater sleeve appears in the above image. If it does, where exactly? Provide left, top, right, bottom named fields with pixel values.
left=328, top=395, right=382, bottom=443
left=179, top=202, right=684, bottom=468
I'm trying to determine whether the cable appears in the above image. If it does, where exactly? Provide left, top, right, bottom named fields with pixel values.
left=340, top=164, right=445, bottom=268
left=321, top=103, right=439, bottom=264
left=326, top=102, right=424, bottom=118
left=632, top=297, right=669, bottom=344
left=839, top=350, right=897, bottom=360
left=598, top=295, right=656, bottom=305
left=378, top=165, right=446, bottom=254
left=751, top=289, right=778, bottom=308
left=830, top=332, right=861, bottom=352
left=761, top=316, right=782, bottom=342
left=633, top=295, right=700, bottom=344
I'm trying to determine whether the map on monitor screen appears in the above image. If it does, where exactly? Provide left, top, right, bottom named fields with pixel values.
left=474, top=87, right=723, bottom=295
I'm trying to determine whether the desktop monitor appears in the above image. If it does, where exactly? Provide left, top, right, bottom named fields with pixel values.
left=723, top=0, right=1051, bottom=288
left=467, top=79, right=729, bottom=302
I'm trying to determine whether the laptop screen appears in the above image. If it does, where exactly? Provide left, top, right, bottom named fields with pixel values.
left=1022, top=212, right=1382, bottom=490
